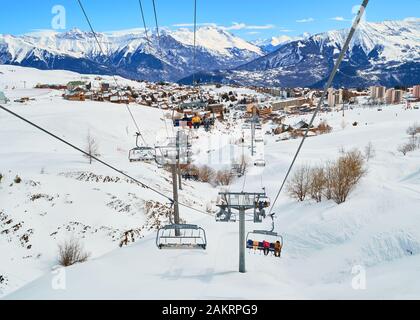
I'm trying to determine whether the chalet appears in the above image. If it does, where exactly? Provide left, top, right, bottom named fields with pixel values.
left=271, top=97, right=310, bottom=111
left=101, top=83, right=110, bottom=92
left=110, top=94, right=130, bottom=104
left=35, top=84, right=67, bottom=90
left=207, top=103, right=224, bottom=115
left=67, top=81, right=88, bottom=91
left=64, top=91, right=85, bottom=101
left=294, top=120, right=311, bottom=130
left=257, top=105, right=272, bottom=117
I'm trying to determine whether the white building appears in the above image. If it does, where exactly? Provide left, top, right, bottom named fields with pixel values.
left=327, top=88, right=343, bottom=108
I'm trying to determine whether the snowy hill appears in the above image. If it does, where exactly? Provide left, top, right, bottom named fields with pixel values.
left=0, top=26, right=262, bottom=82
left=1, top=66, right=420, bottom=299
left=185, top=19, right=420, bottom=88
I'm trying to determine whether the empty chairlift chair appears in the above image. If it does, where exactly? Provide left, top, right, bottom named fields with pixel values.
left=253, top=194, right=270, bottom=223
left=129, top=133, right=156, bottom=163
left=156, top=224, right=207, bottom=250
left=215, top=204, right=237, bottom=223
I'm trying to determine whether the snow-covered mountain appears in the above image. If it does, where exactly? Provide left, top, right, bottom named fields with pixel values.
left=0, top=26, right=263, bottom=82
left=252, top=35, right=300, bottom=54
left=183, top=19, right=420, bottom=88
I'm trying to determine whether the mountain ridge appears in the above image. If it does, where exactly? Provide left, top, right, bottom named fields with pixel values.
left=1, top=19, right=419, bottom=87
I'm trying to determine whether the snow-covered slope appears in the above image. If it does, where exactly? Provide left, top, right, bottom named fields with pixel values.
left=1, top=66, right=420, bottom=299
left=0, top=26, right=263, bottom=82
left=189, top=18, right=420, bottom=88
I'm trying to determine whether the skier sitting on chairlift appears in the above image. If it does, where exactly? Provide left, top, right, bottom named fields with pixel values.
left=263, top=240, right=270, bottom=256
left=274, top=241, right=282, bottom=257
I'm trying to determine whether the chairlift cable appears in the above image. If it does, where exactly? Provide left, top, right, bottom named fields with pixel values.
left=152, top=0, right=161, bottom=43
left=192, top=0, right=197, bottom=88
left=0, top=105, right=208, bottom=216
left=138, top=0, right=152, bottom=46
left=76, top=0, right=149, bottom=147
left=148, top=0, right=171, bottom=138
left=268, top=0, right=369, bottom=215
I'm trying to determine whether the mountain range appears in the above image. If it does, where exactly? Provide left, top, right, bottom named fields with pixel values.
left=1, top=18, right=419, bottom=88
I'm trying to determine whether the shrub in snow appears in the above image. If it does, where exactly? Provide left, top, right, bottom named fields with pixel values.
left=58, top=238, right=90, bottom=267
left=317, top=121, right=333, bottom=135
left=398, top=124, right=420, bottom=156
left=309, top=166, right=326, bottom=203
left=0, top=173, right=3, bottom=183
left=214, top=170, right=234, bottom=186
left=14, top=175, right=22, bottom=184
left=406, top=123, right=420, bottom=138
left=323, top=161, right=335, bottom=201
left=197, top=165, right=216, bottom=184
left=364, top=142, right=376, bottom=162
left=287, top=165, right=311, bottom=202
left=398, top=142, right=416, bottom=156
left=328, top=150, right=366, bottom=204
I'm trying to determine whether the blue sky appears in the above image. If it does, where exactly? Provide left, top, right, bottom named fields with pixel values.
left=0, top=0, right=418, bottom=40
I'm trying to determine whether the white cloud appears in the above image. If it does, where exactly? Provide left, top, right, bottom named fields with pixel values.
left=223, top=22, right=275, bottom=31
left=330, top=16, right=349, bottom=21
left=172, top=22, right=217, bottom=27
left=171, top=22, right=276, bottom=32
left=296, top=18, right=315, bottom=23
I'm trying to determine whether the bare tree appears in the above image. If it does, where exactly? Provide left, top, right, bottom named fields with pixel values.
left=310, top=166, right=326, bottom=203
left=58, top=238, right=90, bottom=267
left=328, top=150, right=366, bottom=204
left=287, top=165, right=311, bottom=202
left=323, top=161, right=334, bottom=200
left=398, top=140, right=417, bottom=156
left=197, top=165, right=215, bottom=183
left=364, top=142, right=376, bottom=162
left=215, top=170, right=234, bottom=186
left=84, top=131, right=100, bottom=164
left=407, top=123, right=420, bottom=138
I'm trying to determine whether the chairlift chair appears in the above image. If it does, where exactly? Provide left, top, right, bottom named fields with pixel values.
left=215, top=204, right=237, bottom=222
left=156, top=224, right=207, bottom=250
left=246, top=230, right=284, bottom=257
left=129, top=132, right=156, bottom=162
left=129, top=147, right=156, bottom=162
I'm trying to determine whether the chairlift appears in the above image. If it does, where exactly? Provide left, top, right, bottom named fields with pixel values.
left=215, top=204, right=237, bottom=223
left=129, top=133, right=156, bottom=163
left=156, top=224, right=207, bottom=250
left=253, top=194, right=270, bottom=223
left=246, top=230, right=283, bottom=257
